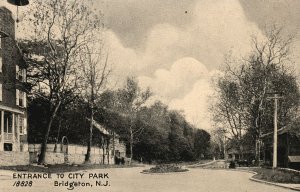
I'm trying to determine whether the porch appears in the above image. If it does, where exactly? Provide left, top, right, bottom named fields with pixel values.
left=0, top=107, right=27, bottom=152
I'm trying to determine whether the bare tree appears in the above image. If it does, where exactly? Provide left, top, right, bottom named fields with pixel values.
left=210, top=128, right=227, bottom=159
left=22, top=0, right=103, bottom=164
left=79, top=41, right=111, bottom=163
left=212, top=26, right=300, bottom=162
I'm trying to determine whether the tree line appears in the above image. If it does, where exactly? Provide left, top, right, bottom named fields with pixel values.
left=28, top=78, right=211, bottom=163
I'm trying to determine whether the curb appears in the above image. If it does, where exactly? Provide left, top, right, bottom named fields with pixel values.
left=222, top=168, right=300, bottom=191
left=140, top=170, right=189, bottom=175
left=250, top=177, right=300, bottom=191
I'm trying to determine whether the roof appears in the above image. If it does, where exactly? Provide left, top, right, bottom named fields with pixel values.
left=261, top=126, right=290, bottom=138
left=87, top=118, right=111, bottom=136
left=86, top=118, right=121, bottom=138
left=288, top=156, right=300, bottom=163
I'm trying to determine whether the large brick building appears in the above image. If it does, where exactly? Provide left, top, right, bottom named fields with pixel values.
left=0, top=6, right=28, bottom=153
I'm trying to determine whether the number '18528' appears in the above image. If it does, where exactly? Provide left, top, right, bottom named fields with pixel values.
left=13, top=181, right=33, bottom=187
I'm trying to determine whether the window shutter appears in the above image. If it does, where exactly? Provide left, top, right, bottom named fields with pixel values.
left=16, top=89, right=19, bottom=106
left=0, top=83, right=2, bottom=101
left=16, top=65, right=19, bottom=79
left=23, top=69, right=26, bottom=82
left=23, top=92, right=27, bottom=107
left=23, top=117, right=27, bottom=134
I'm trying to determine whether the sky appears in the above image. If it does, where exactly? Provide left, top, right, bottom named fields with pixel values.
left=1, top=0, right=300, bottom=131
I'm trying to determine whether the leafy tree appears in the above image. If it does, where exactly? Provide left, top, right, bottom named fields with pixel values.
left=168, top=111, right=194, bottom=161
left=115, top=78, right=151, bottom=161
left=194, top=129, right=211, bottom=159
left=97, top=91, right=211, bottom=163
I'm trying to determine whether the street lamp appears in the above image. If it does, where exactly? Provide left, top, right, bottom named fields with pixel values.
left=7, top=0, right=29, bottom=6
left=7, top=0, right=29, bottom=23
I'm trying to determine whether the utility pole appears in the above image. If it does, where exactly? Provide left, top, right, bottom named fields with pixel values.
left=267, top=93, right=283, bottom=168
left=273, top=94, right=278, bottom=168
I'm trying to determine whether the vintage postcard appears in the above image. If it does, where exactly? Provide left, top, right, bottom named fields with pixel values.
left=0, top=0, right=299, bottom=191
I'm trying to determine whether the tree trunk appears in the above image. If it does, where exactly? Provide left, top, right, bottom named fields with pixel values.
left=102, top=145, right=105, bottom=164
left=107, top=138, right=110, bottom=164
left=255, top=133, right=261, bottom=166
left=102, top=136, right=105, bottom=164
left=112, top=133, right=115, bottom=162
left=238, top=141, right=244, bottom=160
left=85, top=105, right=93, bottom=163
left=129, top=125, right=133, bottom=164
left=38, top=102, right=61, bottom=165
left=54, top=116, right=62, bottom=152
left=86, top=85, right=94, bottom=163
left=258, top=138, right=261, bottom=165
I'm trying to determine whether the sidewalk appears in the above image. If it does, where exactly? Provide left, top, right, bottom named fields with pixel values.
left=0, top=170, right=13, bottom=180
left=190, top=163, right=300, bottom=191
left=250, top=176, right=300, bottom=191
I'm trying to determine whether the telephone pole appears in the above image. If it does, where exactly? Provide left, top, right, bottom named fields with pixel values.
left=267, top=93, right=283, bottom=168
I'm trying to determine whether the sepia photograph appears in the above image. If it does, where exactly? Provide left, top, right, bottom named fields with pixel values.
left=0, top=0, right=299, bottom=191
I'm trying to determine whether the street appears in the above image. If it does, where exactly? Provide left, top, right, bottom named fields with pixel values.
left=0, top=167, right=291, bottom=192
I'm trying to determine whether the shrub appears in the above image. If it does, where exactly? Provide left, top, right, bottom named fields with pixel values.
left=253, top=168, right=300, bottom=184
left=229, top=161, right=236, bottom=169
left=115, top=157, right=125, bottom=165
left=143, top=164, right=188, bottom=173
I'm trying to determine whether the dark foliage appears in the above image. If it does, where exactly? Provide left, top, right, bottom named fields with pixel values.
left=28, top=92, right=212, bottom=163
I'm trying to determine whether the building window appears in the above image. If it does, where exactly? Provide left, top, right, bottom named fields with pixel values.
left=4, top=143, right=12, bottom=151
left=16, top=89, right=27, bottom=107
left=4, top=112, right=12, bottom=134
left=18, top=116, right=25, bottom=135
left=16, top=65, right=26, bottom=82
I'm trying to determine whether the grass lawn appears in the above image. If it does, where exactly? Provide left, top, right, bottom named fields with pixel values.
left=251, top=167, right=300, bottom=184
left=0, top=164, right=142, bottom=173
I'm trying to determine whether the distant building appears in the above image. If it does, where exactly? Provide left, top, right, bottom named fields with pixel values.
left=0, top=7, right=28, bottom=153
left=262, top=126, right=300, bottom=170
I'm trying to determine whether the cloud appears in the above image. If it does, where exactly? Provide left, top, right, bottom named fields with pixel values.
left=106, top=0, right=263, bottom=77
left=102, top=0, right=264, bottom=130
left=169, top=77, right=214, bottom=130
left=138, top=57, right=221, bottom=130
left=138, top=57, right=208, bottom=99
left=104, top=30, right=142, bottom=87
